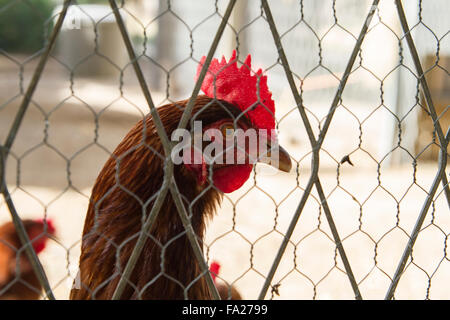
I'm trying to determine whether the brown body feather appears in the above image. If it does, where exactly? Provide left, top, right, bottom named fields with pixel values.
left=216, top=281, right=242, bottom=300
left=70, top=96, right=250, bottom=300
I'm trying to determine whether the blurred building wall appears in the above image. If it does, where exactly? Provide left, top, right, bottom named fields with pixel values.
left=151, top=0, right=449, bottom=164
left=53, top=4, right=128, bottom=78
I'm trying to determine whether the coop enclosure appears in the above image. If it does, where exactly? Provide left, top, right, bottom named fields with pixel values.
left=0, top=0, right=449, bottom=300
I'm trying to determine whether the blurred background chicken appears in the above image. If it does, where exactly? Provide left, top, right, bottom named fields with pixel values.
left=0, top=219, right=55, bottom=300
left=209, top=261, right=242, bottom=300
left=70, top=52, right=291, bottom=300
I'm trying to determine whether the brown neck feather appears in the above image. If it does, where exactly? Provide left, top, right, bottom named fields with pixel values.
left=70, top=96, right=240, bottom=300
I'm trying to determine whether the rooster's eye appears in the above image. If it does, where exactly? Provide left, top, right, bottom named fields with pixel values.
left=221, top=123, right=236, bottom=138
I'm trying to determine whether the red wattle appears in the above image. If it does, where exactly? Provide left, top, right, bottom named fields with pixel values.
left=33, top=241, right=46, bottom=254
left=213, top=165, right=252, bottom=193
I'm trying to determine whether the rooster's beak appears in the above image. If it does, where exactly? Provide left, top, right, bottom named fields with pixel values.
left=258, top=142, right=292, bottom=173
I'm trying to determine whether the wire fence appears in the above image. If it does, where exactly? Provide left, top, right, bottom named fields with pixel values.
left=0, top=0, right=449, bottom=300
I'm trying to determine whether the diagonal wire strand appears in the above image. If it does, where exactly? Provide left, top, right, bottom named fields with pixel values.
left=161, top=0, right=238, bottom=300
left=108, top=0, right=237, bottom=300
left=1, top=0, right=447, bottom=301
left=108, top=0, right=176, bottom=299
left=177, top=0, right=237, bottom=132
left=108, top=0, right=171, bottom=153
left=168, top=179, right=219, bottom=298
left=385, top=1, right=450, bottom=299
left=258, top=0, right=381, bottom=300
left=0, top=0, right=72, bottom=300
left=385, top=127, right=449, bottom=300
left=391, top=0, right=450, bottom=208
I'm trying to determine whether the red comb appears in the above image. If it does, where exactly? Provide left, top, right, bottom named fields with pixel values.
left=209, top=261, right=221, bottom=282
left=196, top=50, right=275, bottom=133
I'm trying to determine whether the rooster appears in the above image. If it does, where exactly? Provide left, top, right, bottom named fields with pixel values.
left=70, top=51, right=292, bottom=300
left=209, top=261, right=242, bottom=300
left=0, top=219, right=55, bottom=300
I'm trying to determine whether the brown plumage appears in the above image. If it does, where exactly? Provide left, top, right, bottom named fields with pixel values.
left=70, top=96, right=253, bottom=300
left=0, top=219, right=55, bottom=300
left=216, top=281, right=242, bottom=300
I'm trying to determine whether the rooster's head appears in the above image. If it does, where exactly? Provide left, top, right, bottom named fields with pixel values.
left=25, top=218, right=56, bottom=254
left=180, top=51, right=291, bottom=193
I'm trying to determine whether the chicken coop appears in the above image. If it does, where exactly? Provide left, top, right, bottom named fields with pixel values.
left=0, top=0, right=448, bottom=300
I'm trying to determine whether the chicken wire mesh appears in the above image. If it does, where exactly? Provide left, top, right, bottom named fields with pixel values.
left=0, top=0, right=449, bottom=300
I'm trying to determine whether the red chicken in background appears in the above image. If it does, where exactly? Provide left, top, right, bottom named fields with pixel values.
left=209, top=261, right=242, bottom=300
left=70, top=51, right=292, bottom=300
left=0, top=219, right=55, bottom=300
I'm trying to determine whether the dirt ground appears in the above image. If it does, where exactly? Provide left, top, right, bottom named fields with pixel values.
left=0, top=55, right=448, bottom=299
